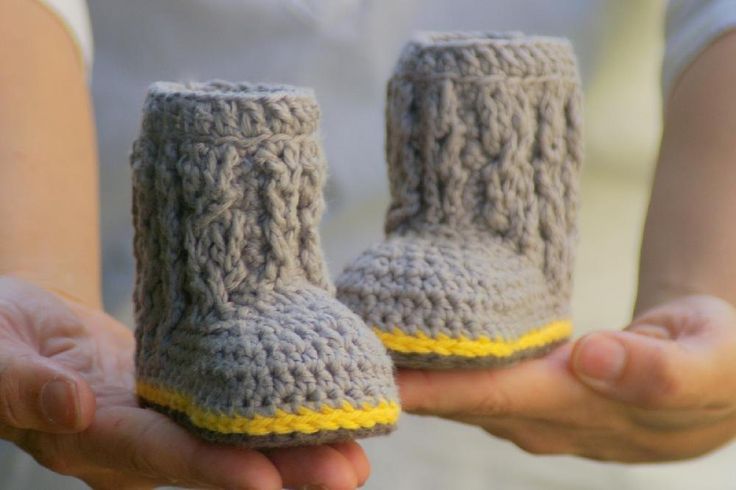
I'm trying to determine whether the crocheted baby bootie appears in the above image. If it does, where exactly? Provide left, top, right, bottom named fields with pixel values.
left=130, top=81, right=399, bottom=447
left=336, top=33, right=583, bottom=369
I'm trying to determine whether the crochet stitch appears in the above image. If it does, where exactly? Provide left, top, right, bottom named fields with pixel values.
left=336, top=32, right=584, bottom=368
left=131, top=81, right=399, bottom=447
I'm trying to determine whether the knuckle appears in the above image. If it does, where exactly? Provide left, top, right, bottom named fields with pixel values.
left=513, top=436, right=558, bottom=456
left=0, top=421, right=23, bottom=443
left=42, top=452, right=74, bottom=475
left=627, top=433, right=688, bottom=462
left=0, top=355, right=31, bottom=428
left=638, top=348, right=686, bottom=408
left=500, top=423, right=582, bottom=457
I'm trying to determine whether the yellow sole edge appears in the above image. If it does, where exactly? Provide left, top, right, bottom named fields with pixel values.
left=136, top=380, right=400, bottom=436
left=373, top=320, right=572, bottom=358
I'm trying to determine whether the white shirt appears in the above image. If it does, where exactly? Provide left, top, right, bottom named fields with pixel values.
left=665, top=0, right=736, bottom=95
left=36, top=0, right=93, bottom=70
left=45, top=0, right=736, bottom=97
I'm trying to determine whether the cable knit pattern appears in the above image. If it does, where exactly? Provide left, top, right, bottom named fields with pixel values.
left=336, top=33, right=584, bottom=368
left=131, top=81, right=399, bottom=447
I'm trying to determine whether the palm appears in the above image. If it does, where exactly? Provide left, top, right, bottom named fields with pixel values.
left=0, top=278, right=369, bottom=489
left=41, top=302, right=136, bottom=409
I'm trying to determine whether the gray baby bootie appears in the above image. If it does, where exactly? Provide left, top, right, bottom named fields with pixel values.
left=130, top=81, right=399, bottom=447
left=336, top=33, right=583, bottom=369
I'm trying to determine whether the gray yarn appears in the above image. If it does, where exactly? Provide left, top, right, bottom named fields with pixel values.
left=336, top=32, right=584, bottom=368
left=131, top=81, right=398, bottom=447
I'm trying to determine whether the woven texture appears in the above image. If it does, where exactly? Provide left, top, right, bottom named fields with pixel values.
left=131, top=81, right=399, bottom=447
left=336, top=33, right=584, bottom=368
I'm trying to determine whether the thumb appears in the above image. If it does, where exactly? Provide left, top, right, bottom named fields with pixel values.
left=570, top=329, right=711, bottom=409
left=0, top=348, right=95, bottom=433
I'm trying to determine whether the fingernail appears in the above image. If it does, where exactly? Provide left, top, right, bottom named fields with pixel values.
left=573, top=335, right=627, bottom=383
left=41, top=379, right=79, bottom=428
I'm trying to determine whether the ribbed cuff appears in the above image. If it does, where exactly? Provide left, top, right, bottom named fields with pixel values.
left=140, top=80, right=321, bottom=140
left=392, top=31, right=579, bottom=82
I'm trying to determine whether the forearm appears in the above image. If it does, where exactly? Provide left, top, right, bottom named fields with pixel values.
left=0, top=0, right=100, bottom=307
left=636, top=30, right=736, bottom=313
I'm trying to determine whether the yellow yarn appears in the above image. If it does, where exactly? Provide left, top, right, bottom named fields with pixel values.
left=373, top=320, right=572, bottom=358
left=136, top=381, right=400, bottom=436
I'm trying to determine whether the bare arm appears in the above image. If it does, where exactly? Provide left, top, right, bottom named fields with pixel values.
left=637, top=30, right=736, bottom=312
left=0, top=0, right=100, bottom=307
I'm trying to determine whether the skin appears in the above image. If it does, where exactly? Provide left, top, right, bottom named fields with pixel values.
left=0, top=1, right=367, bottom=488
left=398, top=30, right=736, bottom=462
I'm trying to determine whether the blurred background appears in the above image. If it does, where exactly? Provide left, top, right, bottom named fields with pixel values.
left=4, top=0, right=736, bottom=488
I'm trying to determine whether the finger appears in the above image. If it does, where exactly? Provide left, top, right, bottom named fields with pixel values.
left=328, top=441, right=370, bottom=487
left=75, top=469, right=165, bottom=490
left=0, top=348, right=95, bottom=433
left=397, top=343, right=584, bottom=418
left=266, top=443, right=359, bottom=490
left=570, top=329, right=729, bottom=409
left=479, top=417, right=581, bottom=457
left=57, top=406, right=282, bottom=490
left=80, top=468, right=231, bottom=490
left=629, top=413, right=736, bottom=462
left=629, top=294, right=736, bottom=343
left=397, top=368, right=494, bottom=415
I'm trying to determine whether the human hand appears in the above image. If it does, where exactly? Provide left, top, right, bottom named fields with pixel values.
left=398, top=295, right=736, bottom=462
left=0, top=277, right=368, bottom=489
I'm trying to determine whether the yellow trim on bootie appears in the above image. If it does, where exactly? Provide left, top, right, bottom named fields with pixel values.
left=136, top=381, right=400, bottom=436
left=373, top=320, right=572, bottom=358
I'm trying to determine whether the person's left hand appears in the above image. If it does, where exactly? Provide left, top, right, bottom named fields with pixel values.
left=0, top=277, right=369, bottom=489
left=397, top=295, right=736, bottom=462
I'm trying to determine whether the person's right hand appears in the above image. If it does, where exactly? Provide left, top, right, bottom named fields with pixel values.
left=397, top=294, right=736, bottom=462
left=0, top=276, right=369, bottom=489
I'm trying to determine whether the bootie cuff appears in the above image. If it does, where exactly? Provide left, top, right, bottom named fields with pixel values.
left=132, top=81, right=333, bottom=298
left=392, top=31, right=578, bottom=82
left=384, top=32, right=583, bottom=293
left=141, top=81, right=321, bottom=140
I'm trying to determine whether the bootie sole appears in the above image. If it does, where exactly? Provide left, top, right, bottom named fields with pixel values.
left=136, top=380, right=399, bottom=447
left=373, top=320, right=571, bottom=369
